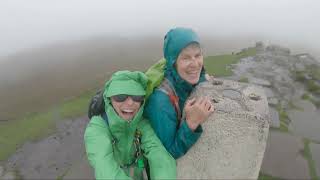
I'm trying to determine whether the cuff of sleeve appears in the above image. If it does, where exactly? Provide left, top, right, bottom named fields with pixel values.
left=181, top=120, right=203, bottom=142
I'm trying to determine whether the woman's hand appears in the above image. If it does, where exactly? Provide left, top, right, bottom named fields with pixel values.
left=184, top=96, right=214, bottom=131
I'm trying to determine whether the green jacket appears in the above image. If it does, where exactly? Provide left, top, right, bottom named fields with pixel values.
left=84, top=71, right=176, bottom=179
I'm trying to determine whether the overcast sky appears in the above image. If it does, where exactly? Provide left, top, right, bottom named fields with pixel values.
left=0, top=0, right=319, bottom=56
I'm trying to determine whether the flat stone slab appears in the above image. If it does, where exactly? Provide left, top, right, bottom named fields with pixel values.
left=268, top=97, right=279, bottom=106
left=249, top=77, right=271, bottom=87
left=263, top=87, right=275, bottom=98
left=261, top=131, right=310, bottom=179
left=177, top=79, right=270, bottom=179
left=288, top=100, right=320, bottom=141
left=310, top=143, right=320, bottom=176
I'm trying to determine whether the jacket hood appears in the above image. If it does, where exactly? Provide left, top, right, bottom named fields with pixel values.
left=163, top=27, right=200, bottom=70
left=163, top=27, right=206, bottom=91
left=103, top=71, right=148, bottom=133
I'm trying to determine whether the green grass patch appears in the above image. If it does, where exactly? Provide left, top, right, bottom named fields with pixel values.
left=308, top=65, right=320, bottom=80
left=258, top=172, right=282, bottom=180
left=238, top=77, right=249, bottom=83
left=0, top=89, right=96, bottom=161
left=204, top=47, right=256, bottom=77
left=310, top=99, right=320, bottom=108
left=276, top=104, right=289, bottom=132
left=292, top=66, right=320, bottom=96
left=293, top=70, right=306, bottom=82
left=301, top=93, right=320, bottom=108
left=302, top=139, right=319, bottom=180
left=307, top=81, right=320, bottom=94
left=302, top=93, right=311, bottom=100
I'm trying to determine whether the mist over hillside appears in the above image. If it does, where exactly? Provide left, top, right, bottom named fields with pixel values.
left=0, top=36, right=162, bottom=120
left=0, top=35, right=318, bottom=120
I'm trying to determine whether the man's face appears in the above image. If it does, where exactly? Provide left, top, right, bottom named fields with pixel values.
left=111, top=95, right=142, bottom=121
left=176, top=44, right=203, bottom=85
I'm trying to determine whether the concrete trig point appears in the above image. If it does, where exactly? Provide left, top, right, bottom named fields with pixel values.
left=177, top=79, right=270, bottom=179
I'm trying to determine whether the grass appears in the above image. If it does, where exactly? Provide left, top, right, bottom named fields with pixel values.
left=258, top=173, right=282, bottom=180
left=302, top=139, right=319, bottom=180
left=204, top=47, right=256, bottom=77
left=301, top=93, right=320, bottom=108
left=238, top=77, right=249, bottom=83
left=275, top=104, right=289, bottom=132
left=0, top=89, right=96, bottom=161
left=293, top=66, right=320, bottom=96
left=302, top=93, right=311, bottom=100
left=307, top=81, right=320, bottom=94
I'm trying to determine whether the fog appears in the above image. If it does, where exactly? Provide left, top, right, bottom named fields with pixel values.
left=0, top=0, right=319, bottom=57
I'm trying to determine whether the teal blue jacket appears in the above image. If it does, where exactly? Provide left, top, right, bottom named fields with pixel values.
left=144, top=28, right=206, bottom=159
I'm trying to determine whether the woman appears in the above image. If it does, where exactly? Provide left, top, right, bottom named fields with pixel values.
left=84, top=70, right=176, bottom=179
left=144, top=27, right=214, bottom=159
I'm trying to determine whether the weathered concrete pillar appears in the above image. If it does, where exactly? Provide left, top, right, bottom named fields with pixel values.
left=177, top=79, right=270, bottom=179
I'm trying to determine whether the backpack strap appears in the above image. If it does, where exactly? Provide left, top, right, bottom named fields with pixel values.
left=158, top=78, right=182, bottom=128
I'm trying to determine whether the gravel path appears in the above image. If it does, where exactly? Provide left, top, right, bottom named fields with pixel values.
left=3, top=116, right=90, bottom=179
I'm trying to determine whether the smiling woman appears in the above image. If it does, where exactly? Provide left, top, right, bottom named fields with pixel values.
left=144, top=27, right=214, bottom=159
left=110, top=94, right=144, bottom=121
left=176, top=42, right=203, bottom=85
left=84, top=70, right=176, bottom=179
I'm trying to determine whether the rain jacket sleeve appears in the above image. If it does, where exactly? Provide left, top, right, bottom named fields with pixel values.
left=84, top=116, right=131, bottom=180
left=139, top=118, right=177, bottom=179
left=144, top=90, right=203, bottom=159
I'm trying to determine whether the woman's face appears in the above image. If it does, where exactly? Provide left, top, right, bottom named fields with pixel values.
left=111, top=95, right=142, bottom=121
left=176, top=44, right=203, bottom=85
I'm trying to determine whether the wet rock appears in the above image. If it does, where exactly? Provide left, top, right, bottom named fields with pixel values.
left=261, top=131, right=310, bottom=179
left=177, top=80, right=269, bottom=179
left=249, top=77, right=271, bottom=87
left=263, top=87, right=274, bottom=98
left=222, top=89, right=242, bottom=99
left=294, top=62, right=306, bottom=71
left=266, top=45, right=290, bottom=56
left=269, top=107, right=280, bottom=128
left=288, top=100, right=320, bottom=141
left=255, top=41, right=265, bottom=54
left=268, top=97, right=279, bottom=106
left=2, top=171, right=16, bottom=180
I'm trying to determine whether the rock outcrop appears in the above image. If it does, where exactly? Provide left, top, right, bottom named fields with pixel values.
left=177, top=79, right=270, bottom=179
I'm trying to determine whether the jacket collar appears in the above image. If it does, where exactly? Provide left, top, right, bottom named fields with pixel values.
left=104, top=100, right=144, bottom=138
